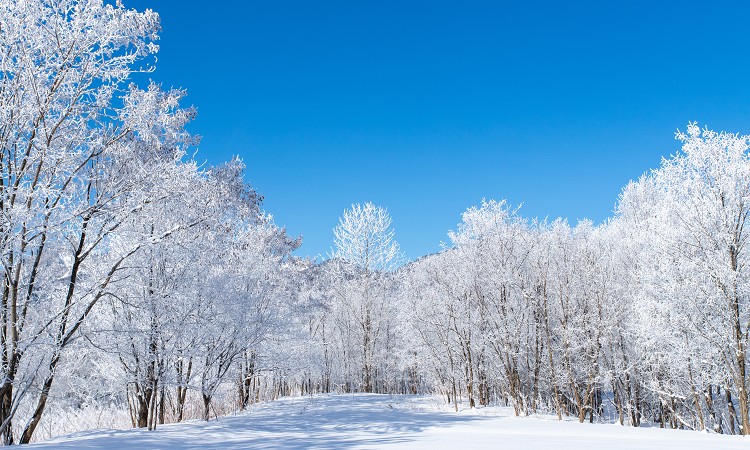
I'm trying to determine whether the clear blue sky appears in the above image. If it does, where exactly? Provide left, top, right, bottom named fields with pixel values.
left=125, top=0, right=750, bottom=261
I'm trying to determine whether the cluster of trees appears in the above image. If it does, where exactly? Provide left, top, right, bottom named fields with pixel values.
left=0, top=0, right=302, bottom=444
left=297, top=203, right=406, bottom=396
left=301, top=124, right=750, bottom=436
left=3, top=0, right=750, bottom=445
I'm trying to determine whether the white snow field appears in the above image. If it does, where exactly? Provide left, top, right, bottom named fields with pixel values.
left=28, top=394, right=748, bottom=449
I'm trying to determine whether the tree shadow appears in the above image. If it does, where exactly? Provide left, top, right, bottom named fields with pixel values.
left=29, top=394, right=487, bottom=449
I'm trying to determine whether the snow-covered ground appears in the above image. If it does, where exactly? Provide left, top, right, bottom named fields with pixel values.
left=28, top=394, right=747, bottom=449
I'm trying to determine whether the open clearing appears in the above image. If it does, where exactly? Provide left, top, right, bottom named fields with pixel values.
left=27, top=394, right=748, bottom=449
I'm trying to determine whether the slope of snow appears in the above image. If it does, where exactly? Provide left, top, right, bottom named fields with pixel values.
left=28, top=394, right=747, bottom=449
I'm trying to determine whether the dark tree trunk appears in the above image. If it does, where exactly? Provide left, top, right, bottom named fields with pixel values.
left=202, top=393, right=212, bottom=422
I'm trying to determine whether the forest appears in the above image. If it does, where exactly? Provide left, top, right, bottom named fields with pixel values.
left=1, top=0, right=749, bottom=445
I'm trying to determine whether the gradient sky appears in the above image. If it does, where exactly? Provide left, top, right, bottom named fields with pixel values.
left=124, top=0, right=750, bottom=261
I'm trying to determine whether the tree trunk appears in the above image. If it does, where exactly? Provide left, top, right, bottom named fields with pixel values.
left=137, top=388, right=151, bottom=428
left=158, top=386, right=166, bottom=425
left=363, top=308, right=373, bottom=393
left=727, top=386, right=737, bottom=435
left=175, top=356, right=192, bottom=423
left=202, top=393, right=212, bottom=421
left=0, top=381, right=13, bottom=445
left=19, top=357, right=58, bottom=444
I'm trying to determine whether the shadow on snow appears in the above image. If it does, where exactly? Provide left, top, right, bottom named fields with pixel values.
left=30, top=394, right=487, bottom=449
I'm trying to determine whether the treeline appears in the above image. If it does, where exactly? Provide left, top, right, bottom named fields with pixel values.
left=301, top=124, right=750, bottom=436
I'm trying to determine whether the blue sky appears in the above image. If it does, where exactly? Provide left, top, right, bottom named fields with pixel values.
left=125, top=0, right=750, bottom=261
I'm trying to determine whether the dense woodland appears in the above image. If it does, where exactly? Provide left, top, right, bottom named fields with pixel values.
left=1, top=0, right=750, bottom=444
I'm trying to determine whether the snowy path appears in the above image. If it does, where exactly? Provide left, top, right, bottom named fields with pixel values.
left=28, top=394, right=748, bottom=449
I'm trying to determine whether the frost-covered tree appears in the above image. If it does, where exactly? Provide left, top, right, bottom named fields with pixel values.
left=328, top=202, right=403, bottom=393
left=617, top=123, right=750, bottom=434
left=0, top=0, right=203, bottom=443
